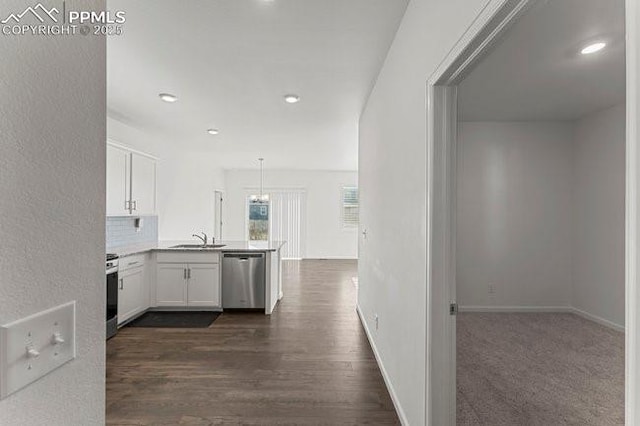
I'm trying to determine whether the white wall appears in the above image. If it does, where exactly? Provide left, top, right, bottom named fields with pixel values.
left=572, top=104, right=626, bottom=328
left=224, top=169, right=358, bottom=259
left=107, top=116, right=227, bottom=241
left=456, top=106, right=625, bottom=329
left=157, top=153, right=226, bottom=241
left=108, top=116, right=167, bottom=157
left=352, top=1, right=640, bottom=423
left=358, top=0, right=488, bottom=424
left=0, top=0, right=106, bottom=423
left=456, top=122, right=574, bottom=309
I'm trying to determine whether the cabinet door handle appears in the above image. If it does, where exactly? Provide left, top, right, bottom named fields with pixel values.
left=125, top=200, right=130, bottom=211
left=132, top=200, right=137, bottom=211
left=188, top=268, right=191, bottom=279
left=128, top=261, right=139, bottom=267
left=184, top=268, right=187, bottom=280
left=119, top=279, right=124, bottom=290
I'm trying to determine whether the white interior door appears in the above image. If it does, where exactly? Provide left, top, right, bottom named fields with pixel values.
left=428, top=84, right=459, bottom=425
left=214, top=191, right=223, bottom=240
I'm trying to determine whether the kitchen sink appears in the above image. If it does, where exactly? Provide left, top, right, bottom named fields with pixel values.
left=170, top=244, right=227, bottom=249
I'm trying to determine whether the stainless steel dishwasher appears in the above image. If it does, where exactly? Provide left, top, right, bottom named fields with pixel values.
left=222, top=252, right=266, bottom=309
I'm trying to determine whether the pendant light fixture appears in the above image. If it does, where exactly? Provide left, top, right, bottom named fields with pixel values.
left=250, top=158, right=269, bottom=203
left=259, top=158, right=265, bottom=201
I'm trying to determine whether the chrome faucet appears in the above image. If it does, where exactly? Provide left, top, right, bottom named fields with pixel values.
left=192, top=232, right=208, bottom=247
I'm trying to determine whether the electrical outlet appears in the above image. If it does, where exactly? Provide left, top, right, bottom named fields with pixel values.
left=488, top=284, right=496, bottom=295
left=374, top=314, right=379, bottom=330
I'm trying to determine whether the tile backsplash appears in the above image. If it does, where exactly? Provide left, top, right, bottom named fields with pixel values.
left=106, top=216, right=158, bottom=252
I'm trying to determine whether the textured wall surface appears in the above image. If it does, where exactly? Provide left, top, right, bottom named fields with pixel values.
left=0, top=0, right=106, bottom=424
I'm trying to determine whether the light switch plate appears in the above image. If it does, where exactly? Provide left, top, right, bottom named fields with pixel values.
left=0, top=301, right=76, bottom=399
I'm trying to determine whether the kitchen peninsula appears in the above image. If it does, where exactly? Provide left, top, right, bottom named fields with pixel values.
left=109, top=240, right=285, bottom=327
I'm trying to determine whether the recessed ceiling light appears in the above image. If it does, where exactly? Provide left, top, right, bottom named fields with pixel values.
left=581, top=42, right=606, bottom=55
left=284, top=94, right=300, bottom=104
left=159, top=93, right=178, bottom=103
left=207, top=128, right=219, bottom=135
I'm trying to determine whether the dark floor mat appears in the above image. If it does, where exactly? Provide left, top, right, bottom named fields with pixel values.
left=127, top=311, right=220, bottom=328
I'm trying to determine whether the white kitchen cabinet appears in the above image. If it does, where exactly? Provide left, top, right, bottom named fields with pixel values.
left=156, top=264, right=188, bottom=307
left=117, top=254, right=150, bottom=325
left=106, top=142, right=156, bottom=216
left=106, top=144, right=130, bottom=216
left=118, top=266, right=145, bottom=324
left=130, top=153, right=156, bottom=215
left=187, top=264, right=220, bottom=307
left=156, top=261, right=220, bottom=308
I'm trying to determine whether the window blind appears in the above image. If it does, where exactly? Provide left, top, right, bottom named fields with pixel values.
left=269, top=190, right=306, bottom=259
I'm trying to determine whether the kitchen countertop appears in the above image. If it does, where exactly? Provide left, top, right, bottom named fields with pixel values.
left=112, top=240, right=286, bottom=258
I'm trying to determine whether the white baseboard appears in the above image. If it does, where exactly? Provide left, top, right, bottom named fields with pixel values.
left=459, top=305, right=572, bottom=313
left=459, top=305, right=625, bottom=332
left=356, top=305, right=408, bottom=426
left=570, top=307, right=625, bottom=332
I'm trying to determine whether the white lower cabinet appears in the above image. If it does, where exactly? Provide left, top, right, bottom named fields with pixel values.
left=156, top=264, right=188, bottom=307
left=156, top=261, right=220, bottom=308
left=118, top=266, right=145, bottom=324
left=187, top=264, right=220, bottom=307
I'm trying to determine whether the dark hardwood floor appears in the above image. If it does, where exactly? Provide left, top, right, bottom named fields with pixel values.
left=106, top=259, right=400, bottom=425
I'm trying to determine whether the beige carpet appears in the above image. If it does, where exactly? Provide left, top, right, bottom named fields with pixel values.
left=457, top=313, right=624, bottom=425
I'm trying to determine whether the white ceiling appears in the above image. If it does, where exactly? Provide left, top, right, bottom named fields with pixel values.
left=458, top=0, right=625, bottom=122
left=107, top=0, right=409, bottom=170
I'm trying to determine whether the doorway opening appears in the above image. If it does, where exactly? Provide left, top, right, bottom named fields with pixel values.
left=426, top=0, right=631, bottom=424
left=214, top=190, right=224, bottom=241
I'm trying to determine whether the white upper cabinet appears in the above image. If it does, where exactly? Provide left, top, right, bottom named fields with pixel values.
left=106, top=144, right=131, bottom=216
left=130, top=153, right=156, bottom=215
left=106, top=142, right=156, bottom=216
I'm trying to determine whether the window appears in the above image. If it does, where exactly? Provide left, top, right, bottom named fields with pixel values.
left=248, top=197, right=269, bottom=241
left=341, top=186, right=359, bottom=227
left=246, top=191, right=307, bottom=258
